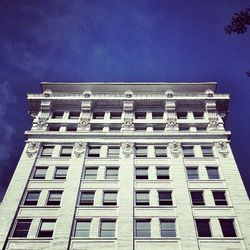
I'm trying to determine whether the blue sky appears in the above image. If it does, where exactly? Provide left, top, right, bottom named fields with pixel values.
left=0, top=0, right=250, bottom=200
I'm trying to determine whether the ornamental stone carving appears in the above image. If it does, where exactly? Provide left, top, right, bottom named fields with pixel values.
left=165, top=90, right=174, bottom=98
left=43, top=89, right=52, bottom=97
left=26, top=141, right=40, bottom=157
left=36, top=117, right=48, bottom=129
left=122, top=118, right=134, bottom=129
left=208, top=117, right=219, bottom=129
left=79, top=117, right=90, bottom=128
left=205, top=89, right=214, bottom=97
left=214, top=141, right=229, bottom=158
left=166, top=118, right=178, bottom=129
left=122, top=141, right=134, bottom=158
left=124, top=90, right=133, bottom=98
left=83, top=90, right=92, bottom=98
left=73, top=142, right=87, bottom=158
left=169, top=141, right=182, bottom=158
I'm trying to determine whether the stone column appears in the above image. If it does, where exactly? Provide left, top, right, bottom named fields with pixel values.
left=214, top=141, right=250, bottom=249
left=0, top=141, right=40, bottom=249
left=116, top=141, right=134, bottom=250
left=49, top=142, right=87, bottom=250
left=168, top=141, right=199, bottom=250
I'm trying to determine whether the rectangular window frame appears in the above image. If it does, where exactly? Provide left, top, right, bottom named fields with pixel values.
left=156, top=167, right=170, bottom=180
left=105, top=167, right=119, bottom=180
left=37, top=219, right=56, bottom=238
left=99, top=219, right=116, bottom=238
left=74, top=219, right=91, bottom=237
left=135, top=191, right=150, bottom=206
left=84, top=167, right=98, bottom=180
left=195, top=219, right=212, bottom=237
left=79, top=191, right=95, bottom=206
left=135, top=219, right=151, bottom=237
left=46, top=191, right=63, bottom=206
left=186, top=167, right=199, bottom=180
left=54, top=167, right=68, bottom=179
left=103, top=191, right=118, bottom=206
left=12, top=219, right=32, bottom=238
left=60, top=146, right=73, bottom=157
left=158, top=191, right=173, bottom=206
left=33, top=167, right=48, bottom=179
left=135, top=167, right=148, bottom=180
left=160, top=219, right=176, bottom=237
left=23, top=191, right=40, bottom=206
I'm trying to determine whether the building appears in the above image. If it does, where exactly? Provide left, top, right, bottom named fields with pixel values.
left=0, top=82, right=250, bottom=250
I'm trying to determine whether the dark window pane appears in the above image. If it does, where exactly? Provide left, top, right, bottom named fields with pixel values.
left=213, top=191, right=227, bottom=205
left=69, top=111, right=80, bottom=119
left=219, top=219, right=237, bottom=237
left=202, top=146, right=213, bottom=157
left=136, top=168, right=148, bottom=179
left=108, top=147, right=120, bottom=158
left=60, top=146, right=73, bottom=157
left=136, top=220, right=151, bottom=237
left=38, top=220, right=56, bottom=238
left=207, top=167, right=220, bottom=179
left=12, top=219, right=32, bottom=238
left=47, top=191, right=63, bottom=205
left=33, top=167, right=48, bottom=179
left=110, top=112, right=122, bottom=119
left=158, top=191, right=172, bottom=205
left=196, top=219, right=211, bottom=237
left=155, top=146, right=167, bottom=157
left=84, top=168, right=98, bottom=179
left=74, top=220, right=91, bottom=237
left=93, top=112, right=105, bottom=119
left=160, top=220, right=176, bottom=237
left=152, top=112, right=164, bottom=119
left=177, top=112, right=187, bottom=119
left=135, top=112, right=146, bottom=119
left=193, top=112, right=204, bottom=119
left=80, top=191, right=95, bottom=205
left=88, top=146, right=101, bottom=157
left=135, top=147, right=147, bottom=157
left=183, top=146, right=194, bottom=157
left=41, top=146, right=54, bottom=157
left=186, top=167, right=199, bottom=180
left=191, top=191, right=205, bottom=206
left=136, top=192, right=149, bottom=205
left=157, top=167, right=170, bottom=179
left=24, top=191, right=40, bottom=205
left=103, top=192, right=117, bottom=205
left=54, top=167, right=68, bottom=179
left=52, top=112, right=64, bottom=119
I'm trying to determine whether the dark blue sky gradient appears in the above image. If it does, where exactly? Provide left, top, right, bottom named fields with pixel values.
left=0, top=0, right=250, bottom=200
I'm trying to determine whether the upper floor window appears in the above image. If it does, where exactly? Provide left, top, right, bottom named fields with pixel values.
left=152, top=112, right=164, bottom=119
left=179, top=125, right=190, bottom=131
left=88, top=146, right=101, bottom=157
left=54, top=167, right=68, bottom=179
left=195, top=219, right=211, bottom=237
left=110, top=112, right=122, bottom=119
left=160, top=219, right=176, bottom=237
left=186, top=167, right=199, bottom=180
left=135, top=112, right=147, bottom=119
left=177, top=112, right=187, bottom=119
left=156, top=167, right=170, bottom=180
left=41, top=146, right=54, bottom=157
left=47, top=191, right=63, bottom=206
left=69, top=111, right=80, bottom=119
left=107, top=146, right=120, bottom=158
left=74, top=220, right=91, bottom=237
left=190, top=191, right=205, bottom=206
left=153, top=125, right=165, bottom=131
left=48, top=126, right=60, bottom=131
left=183, top=146, right=194, bottom=157
left=38, top=219, right=56, bottom=238
left=136, top=191, right=149, bottom=206
left=201, top=146, right=213, bottom=157
left=158, top=191, right=173, bottom=205
left=109, top=126, right=121, bottom=132
left=206, top=166, right=220, bottom=179
left=84, top=167, right=98, bottom=179
left=135, top=219, right=151, bottom=237
left=93, top=112, right=105, bottom=119
left=136, top=168, right=148, bottom=179
left=134, top=125, right=147, bottom=131
left=67, top=126, right=77, bottom=132
left=52, top=111, right=64, bottom=119
left=193, top=112, right=204, bottom=119
left=103, top=191, right=118, bottom=206
left=80, top=191, right=95, bottom=205
left=155, top=146, right=167, bottom=157
left=60, top=146, right=73, bottom=157
left=33, top=167, right=48, bottom=179
left=212, top=191, right=227, bottom=205
left=12, top=219, right=32, bottom=238
left=105, top=167, right=119, bottom=180
left=100, top=220, right=116, bottom=237
left=219, top=219, right=237, bottom=237
left=135, top=146, right=147, bottom=157
left=23, top=191, right=40, bottom=206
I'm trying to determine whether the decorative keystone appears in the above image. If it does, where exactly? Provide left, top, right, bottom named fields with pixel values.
left=43, top=89, right=52, bottom=97
left=166, top=118, right=178, bottom=129
left=26, top=141, right=40, bottom=157
left=79, top=117, right=90, bottom=129
left=122, top=141, right=134, bottom=158
left=205, top=89, right=214, bottom=97
left=165, top=90, right=174, bottom=98
left=208, top=117, right=219, bottom=129
left=124, top=90, right=133, bottom=98
left=122, top=118, right=134, bottom=129
left=36, top=117, right=48, bottom=129
left=83, top=90, right=92, bottom=98
left=74, top=142, right=87, bottom=158
left=169, top=141, right=182, bottom=158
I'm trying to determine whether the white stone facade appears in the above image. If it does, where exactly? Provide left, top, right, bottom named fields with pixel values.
left=0, top=82, right=249, bottom=250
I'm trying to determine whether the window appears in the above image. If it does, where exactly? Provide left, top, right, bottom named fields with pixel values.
left=38, top=219, right=56, bottom=238
left=47, top=191, right=63, bottom=205
left=69, top=111, right=80, bottom=119
left=160, top=219, right=176, bottom=237
left=107, top=146, right=120, bottom=158
left=158, top=191, right=173, bottom=205
left=212, top=191, right=227, bottom=205
left=41, top=146, right=54, bottom=157
left=109, top=126, right=121, bottom=132
left=135, top=112, right=146, bottom=119
left=183, top=146, right=194, bottom=157
left=12, top=219, right=32, bottom=238
left=193, top=112, right=204, bottom=119
left=67, top=126, right=77, bottom=132
left=155, top=146, right=167, bottom=157
left=88, top=146, right=100, bottom=157
left=196, top=126, right=207, bottom=131
left=136, top=168, right=148, bottom=179
left=195, top=219, right=211, bottom=237
left=24, top=191, right=40, bottom=205
left=93, top=112, right=105, bottom=119
left=91, top=125, right=103, bottom=132
left=179, top=125, right=190, bottom=131
left=156, top=167, right=170, bottom=180
left=103, top=191, right=117, bottom=206
left=100, top=220, right=116, bottom=237
left=135, top=219, right=151, bottom=237
left=48, top=126, right=60, bottom=131
left=84, top=167, right=98, bottom=179
left=153, top=125, right=165, bottom=131
left=106, top=167, right=119, bottom=180
left=110, top=112, right=122, bottom=119
left=186, top=167, right=199, bottom=180
left=201, top=146, right=213, bottom=157
left=60, top=146, right=73, bottom=157
left=54, top=167, right=68, bottom=179
left=152, top=112, right=164, bottom=119
left=52, top=111, right=63, bottom=119
left=219, top=219, right=237, bottom=237
left=33, top=167, right=48, bottom=179
left=206, top=167, right=220, bottom=179
left=191, top=191, right=205, bottom=206
left=177, top=112, right=187, bottom=119
left=74, top=220, right=91, bottom=237
left=79, top=191, right=95, bottom=205
left=135, top=146, right=147, bottom=157
left=134, top=125, right=147, bottom=131
left=136, top=191, right=149, bottom=206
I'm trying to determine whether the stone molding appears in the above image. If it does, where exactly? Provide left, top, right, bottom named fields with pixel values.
left=26, top=141, right=40, bottom=157
left=121, top=141, right=134, bottom=158
left=214, top=141, right=229, bottom=158
left=169, top=141, right=182, bottom=158
left=73, top=142, right=87, bottom=158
